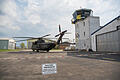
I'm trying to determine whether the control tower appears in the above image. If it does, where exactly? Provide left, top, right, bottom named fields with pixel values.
left=72, top=8, right=100, bottom=51
left=71, top=8, right=93, bottom=24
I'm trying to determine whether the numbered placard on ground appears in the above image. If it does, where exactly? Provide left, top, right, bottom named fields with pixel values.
left=42, top=63, right=57, bottom=75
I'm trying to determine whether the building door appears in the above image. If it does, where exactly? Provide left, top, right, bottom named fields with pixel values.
left=96, top=30, right=120, bottom=52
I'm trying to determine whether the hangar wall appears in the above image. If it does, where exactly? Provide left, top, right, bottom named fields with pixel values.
left=0, top=40, right=8, bottom=49
left=8, top=39, right=16, bottom=49
left=96, top=30, right=120, bottom=52
left=91, top=16, right=120, bottom=52
left=0, top=38, right=16, bottom=49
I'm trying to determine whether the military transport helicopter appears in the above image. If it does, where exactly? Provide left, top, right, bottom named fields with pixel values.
left=13, top=25, right=68, bottom=52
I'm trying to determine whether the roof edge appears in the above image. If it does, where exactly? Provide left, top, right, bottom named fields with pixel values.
left=91, top=15, right=120, bottom=35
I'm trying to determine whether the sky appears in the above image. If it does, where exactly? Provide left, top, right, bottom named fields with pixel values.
left=0, top=0, right=120, bottom=42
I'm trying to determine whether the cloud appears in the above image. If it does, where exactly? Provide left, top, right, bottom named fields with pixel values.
left=84, top=0, right=120, bottom=25
left=0, top=0, right=21, bottom=30
left=0, top=0, right=18, bottom=18
left=28, top=14, right=41, bottom=24
left=23, top=0, right=42, bottom=24
left=0, top=15, right=20, bottom=30
left=0, top=0, right=120, bottom=41
left=0, top=0, right=21, bottom=38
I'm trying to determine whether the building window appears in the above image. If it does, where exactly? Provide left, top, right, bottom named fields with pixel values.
left=84, top=32, right=85, bottom=36
left=77, top=24, right=78, bottom=27
left=84, top=43, right=86, bottom=47
left=117, top=25, right=120, bottom=30
left=83, top=22, right=85, bottom=26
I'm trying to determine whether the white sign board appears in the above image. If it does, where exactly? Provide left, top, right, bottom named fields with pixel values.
left=42, top=63, right=57, bottom=75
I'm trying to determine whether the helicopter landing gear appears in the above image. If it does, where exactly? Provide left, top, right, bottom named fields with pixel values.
left=47, top=50, right=49, bottom=52
left=37, top=50, right=39, bottom=52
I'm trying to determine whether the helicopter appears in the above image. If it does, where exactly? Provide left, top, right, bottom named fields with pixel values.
left=13, top=25, right=68, bottom=52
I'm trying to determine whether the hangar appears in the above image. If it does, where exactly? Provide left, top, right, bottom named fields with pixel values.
left=0, top=38, right=16, bottom=49
left=91, top=16, right=120, bottom=52
left=72, top=8, right=120, bottom=52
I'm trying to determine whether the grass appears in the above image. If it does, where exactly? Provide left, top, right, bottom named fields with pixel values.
left=51, top=49, right=63, bottom=51
left=52, top=48, right=63, bottom=50
left=0, top=49, right=22, bottom=52
left=0, top=49, right=63, bottom=52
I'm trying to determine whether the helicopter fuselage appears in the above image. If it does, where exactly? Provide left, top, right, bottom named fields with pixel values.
left=13, top=25, right=67, bottom=52
left=31, top=42, right=56, bottom=52
left=31, top=30, right=67, bottom=52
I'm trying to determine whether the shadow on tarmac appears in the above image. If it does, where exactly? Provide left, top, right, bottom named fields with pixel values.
left=8, top=50, right=66, bottom=54
left=7, top=50, right=120, bottom=62
left=67, top=51, right=120, bottom=62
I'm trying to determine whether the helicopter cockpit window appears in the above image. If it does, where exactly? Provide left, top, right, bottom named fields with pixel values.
left=35, top=41, right=37, bottom=44
left=37, top=39, right=45, bottom=43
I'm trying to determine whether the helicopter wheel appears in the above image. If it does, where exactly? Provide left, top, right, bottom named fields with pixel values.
left=37, top=50, right=39, bottom=52
left=32, top=50, right=35, bottom=51
left=47, top=50, right=49, bottom=52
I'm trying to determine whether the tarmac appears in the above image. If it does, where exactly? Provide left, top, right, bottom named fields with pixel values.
left=0, top=50, right=120, bottom=80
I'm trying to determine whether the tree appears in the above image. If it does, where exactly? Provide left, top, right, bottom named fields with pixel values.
left=20, top=43, right=25, bottom=49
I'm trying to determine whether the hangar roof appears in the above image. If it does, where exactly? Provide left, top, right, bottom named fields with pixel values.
left=0, top=38, right=15, bottom=42
left=91, top=15, right=120, bottom=35
left=0, top=38, right=13, bottom=40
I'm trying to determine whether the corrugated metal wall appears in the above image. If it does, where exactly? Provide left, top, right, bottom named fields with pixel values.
left=96, top=30, right=120, bottom=52
left=28, top=42, right=33, bottom=49
left=0, top=40, right=9, bottom=49
left=8, top=42, right=15, bottom=49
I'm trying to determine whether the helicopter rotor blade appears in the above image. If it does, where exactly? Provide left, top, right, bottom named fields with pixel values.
left=59, top=24, right=61, bottom=33
left=55, top=30, right=67, bottom=37
left=65, top=32, right=71, bottom=34
left=13, top=34, right=51, bottom=40
left=16, top=39, right=28, bottom=42
left=46, top=38, right=69, bottom=39
left=13, top=37, right=34, bottom=38
left=29, top=34, right=51, bottom=39
left=60, top=30, right=68, bottom=43
left=41, top=34, right=51, bottom=38
left=59, top=25, right=62, bottom=43
left=55, top=34, right=60, bottom=37
left=61, top=39, right=62, bottom=43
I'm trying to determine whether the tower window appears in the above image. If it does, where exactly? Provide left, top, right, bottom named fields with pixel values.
left=77, top=24, right=78, bottom=27
left=117, top=25, right=120, bottom=30
left=84, top=32, right=85, bottom=36
left=83, top=22, right=85, bottom=26
left=84, top=43, right=86, bottom=47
